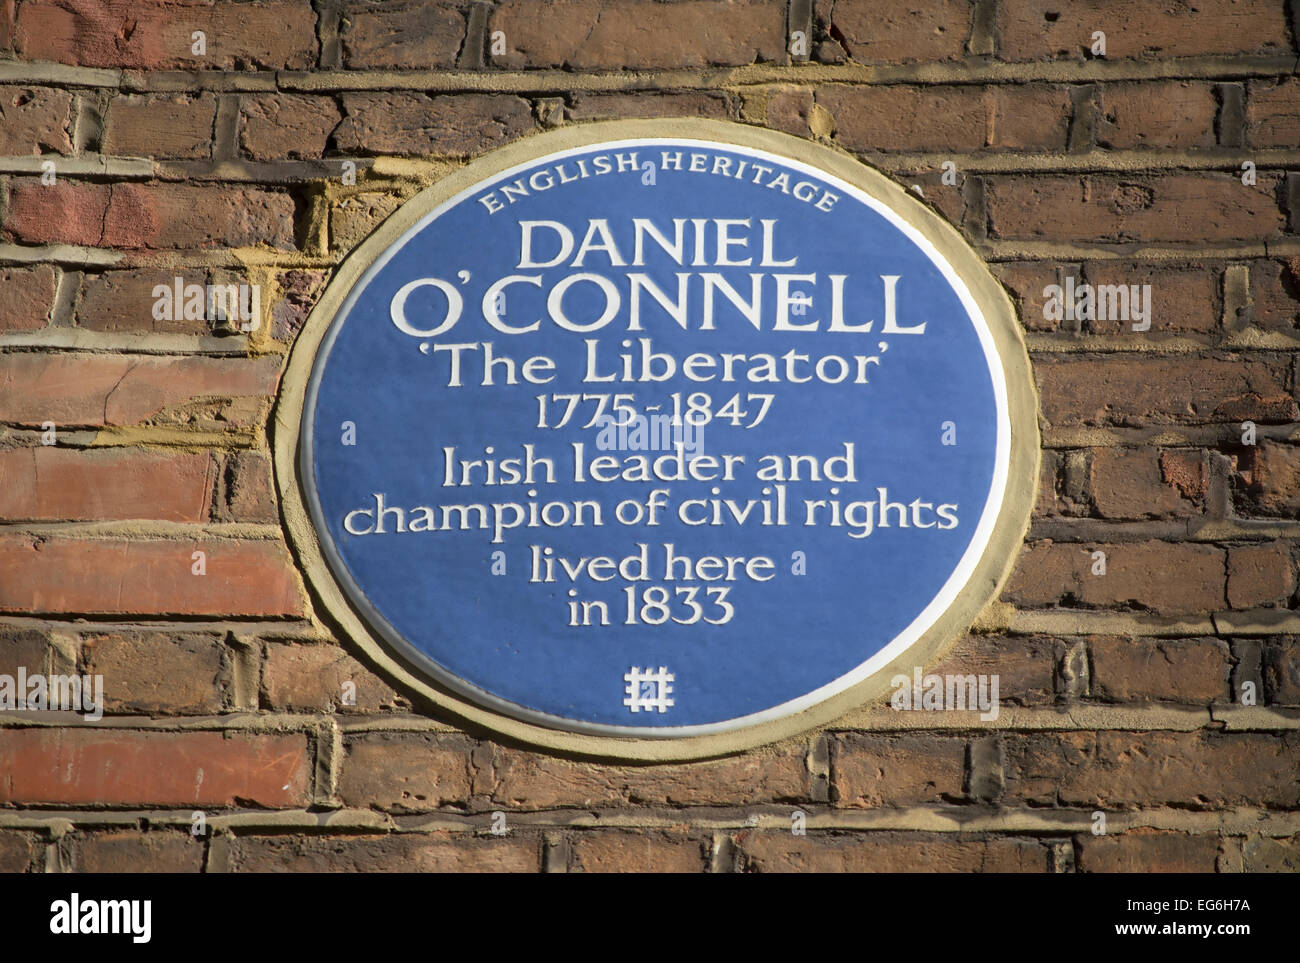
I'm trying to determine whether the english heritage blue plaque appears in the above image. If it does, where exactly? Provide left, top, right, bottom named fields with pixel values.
left=297, top=126, right=1027, bottom=739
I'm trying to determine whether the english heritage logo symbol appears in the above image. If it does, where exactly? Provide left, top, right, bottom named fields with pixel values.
left=276, top=120, right=1038, bottom=756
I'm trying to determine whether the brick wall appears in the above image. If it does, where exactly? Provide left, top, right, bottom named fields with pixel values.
left=0, top=0, right=1297, bottom=873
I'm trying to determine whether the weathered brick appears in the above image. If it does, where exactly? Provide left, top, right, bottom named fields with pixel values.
left=1078, top=262, right=1219, bottom=334
left=262, top=642, right=406, bottom=712
left=1003, top=731, right=1300, bottom=808
left=1077, top=830, right=1219, bottom=873
left=1003, top=541, right=1225, bottom=616
left=338, top=734, right=473, bottom=812
left=739, top=832, right=1051, bottom=872
left=271, top=269, right=328, bottom=340
left=992, top=262, right=1071, bottom=333
left=0, top=353, right=281, bottom=428
left=339, top=0, right=465, bottom=68
left=1263, top=638, right=1300, bottom=704
left=74, top=831, right=205, bottom=873
left=489, top=0, right=786, bottom=69
left=8, top=0, right=318, bottom=69
left=3, top=182, right=296, bottom=250
left=567, top=91, right=733, bottom=122
left=81, top=632, right=227, bottom=713
left=986, top=174, right=1285, bottom=244
left=240, top=93, right=341, bottom=161
left=1243, top=834, right=1300, bottom=872
left=997, top=0, right=1289, bottom=61
left=818, top=85, right=1071, bottom=153
left=1238, top=442, right=1300, bottom=515
left=1089, top=637, right=1231, bottom=702
left=0, top=448, right=215, bottom=522
left=0, top=625, right=50, bottom=677
left=75, top=270, right=218, bottom=335
left=931, top=634, right=1058, bottom=705
left=0, top=264, right=56, bottom=331
left=479, top=743, right=810, bottom=809
left=0, top=536, right=306, bottom=618
left=1036, top=357, right=1296, bottom=427
left=1096, top=82, right=1217, bottom=149
left=0, top=833, right=34, bottom=872
left=220, top=450, right=278, bottom=524
left=102, top=94, right=217, bottom=159
left=814, top=0, right=972, bottom=63
left=831, top=733, right=967, bottom=808
left=570, top=832, right=707, bottom=873
left=0, top=728, right=311, bottom=807
left=334, top=93, right=534, bottom=156
left=1247, top=79, right=1300, bottom=149
left=1250, top=258, right=1300, bottom=329
left=1226, top=543, right=1296, bottom=609
left=229, top=833, right=540, bottom=872
left=1088, top=448, right=1203, bottom=518
left=0, top=85, right=73, bottom=154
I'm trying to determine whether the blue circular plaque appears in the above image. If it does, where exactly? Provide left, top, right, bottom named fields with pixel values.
left=282, top=121, right=1036, bottom=750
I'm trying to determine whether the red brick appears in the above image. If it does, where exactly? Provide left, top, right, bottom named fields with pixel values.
left=81, top=632, right=227, bottom=713
left=3, top=182, right=296, bottom=250
left=1089, top=637, right=1231, bottom=702
left=1077, top=830, right=1219, bottom=872
left=0, top=728, right=311, bottom=807
left=0, top=625, right=51, bottom=677
left=1003, top=731, right=1300, bottom=808
left=478, top=744, right=810, bottom=809
left=76, top=270, right=194, bottom=334
left=570, top=832, right=707, bottom=873
left=338, top=734, right=473, bottom=812
left=262, top=642, right=406, bottom=712
left=1096, top=82, right=1217, bottom=150
left=490, top=0, right=786, bottom=69
left=0, top=536, right=306, bottom=618
left=102, top=94, right=217, bottom=159
left=831, top=734, right=967, bottom=808
left=739, top=832, right=1051, bottom=872
left=818, top=85, right=1071, bottom=153
left=1079, top=262, right=1219, bottom=334
left=0, top=833, right=35, bottom=872
left=998, top=0, right=1289, bottom=61
left=0, top=264, right=56, bottom=331
left=74, top=831, right=205, bottom=872
left=765, top=86, right=815, bottom=137
left=1263, top=638, right=1300, bottom=704
left=1247, top=79, right=1300, bottom=149
left=1238, top=442, right=1300, bottom=515
left=229, top=833, right=539, bottom=872
left=567, top=91, right=733, bottom=122
left=334, top=93, right=534, bottom=157
left=986, top=174, right=1285, bottom=244
left=0, top=85, right=73, bottom=154
left=1003, top=541, right=1225, bottom=616
left=1088, top=448, right=1202, bottom=519
left=815, top=0, right=972, bottom=64
left=991, top=262, right=1071, bottom=333
left=8, top=0, right=318, bottom=69
left=1035, top=357, right=1296, bottom=427
left=0, top=448, right=215, bottom=522
left=1251, top=257, right=1300, bottom=329
left=931, top=634, right=1058, bottom=705
left=339, top=0, right=464, bottom=69
left=1227, top=543, right=1296, bottom=609
left=240, top=93, right=341, bottom=161
left=0, top=353, right=281, bottom=429
left=1243, top=834, right=1300, bottom=872
left=271, top=269, right=328, bottom=340
left=219, top=449, right=278, bottom=524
